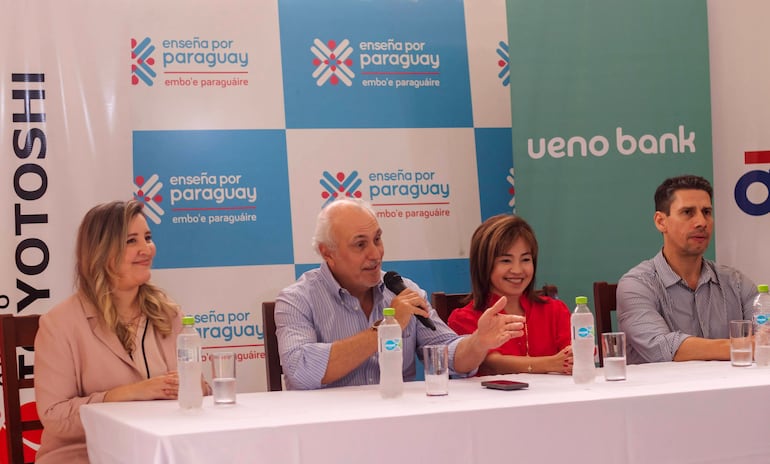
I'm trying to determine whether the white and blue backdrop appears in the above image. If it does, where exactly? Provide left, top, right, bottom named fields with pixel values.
left=2, top=1, right=769, bottom=460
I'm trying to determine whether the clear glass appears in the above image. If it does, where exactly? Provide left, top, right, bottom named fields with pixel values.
left=422, top=345, right=449, bottom=396
left=210, top=351, right=236, bottom=405
left=730, top=320, right=753, bottom=367
left=601, top=332, right=626, bottom=381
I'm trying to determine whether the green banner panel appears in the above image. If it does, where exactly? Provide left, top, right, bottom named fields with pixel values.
left=507, top=0, right=713, bottom=309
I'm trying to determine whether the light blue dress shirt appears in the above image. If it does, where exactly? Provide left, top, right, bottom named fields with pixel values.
left=275, top=263, right=468, bottom=390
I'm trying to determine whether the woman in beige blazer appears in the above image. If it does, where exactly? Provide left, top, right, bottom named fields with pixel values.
left=34, top=200, right=203, bottom=464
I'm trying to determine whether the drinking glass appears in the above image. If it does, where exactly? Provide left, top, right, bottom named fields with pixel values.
left=729, top=320, right=753, bottom=367
left=601, top=332, right=627, bottom=381
left=423, top=345, right=449, bottom=396
left=210, top=351, right=237, bottom=404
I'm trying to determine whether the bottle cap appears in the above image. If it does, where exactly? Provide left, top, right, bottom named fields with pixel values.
left=759, top=284, right=769, bottom=293
left=575, top=296, right=588, bottom=305
left=182, top=316, right=195, bottom=326
left=383, top=308, right=395, bottom=316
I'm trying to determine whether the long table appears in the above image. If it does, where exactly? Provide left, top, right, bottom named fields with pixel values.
left=81, top=361, right=770, bottom=464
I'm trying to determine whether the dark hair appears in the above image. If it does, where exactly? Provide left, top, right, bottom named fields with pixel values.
left=469, top=214, right=541, bottom=311
left=654, top=175, right=713, bottom=215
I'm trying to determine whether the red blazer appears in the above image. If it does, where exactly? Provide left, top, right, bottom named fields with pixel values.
left=448, top=293, right=571, bottom=357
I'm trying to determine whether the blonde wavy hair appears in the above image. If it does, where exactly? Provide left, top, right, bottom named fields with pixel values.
left=75, top=200, right=178, bottom=354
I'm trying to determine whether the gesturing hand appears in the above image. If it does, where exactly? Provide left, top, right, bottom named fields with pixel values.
left=475, top=296, right=525, bottom=351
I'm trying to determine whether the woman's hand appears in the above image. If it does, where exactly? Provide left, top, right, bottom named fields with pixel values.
left=547, top=346, right=573, bottom=374
left=104, top=372, right=179, bottom=402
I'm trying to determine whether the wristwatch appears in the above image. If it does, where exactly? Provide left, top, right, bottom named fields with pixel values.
left=370, top=319, right=383, bottom=331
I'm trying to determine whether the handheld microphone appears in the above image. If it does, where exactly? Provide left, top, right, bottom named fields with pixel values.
left=383, top=271, right=437, bottom=331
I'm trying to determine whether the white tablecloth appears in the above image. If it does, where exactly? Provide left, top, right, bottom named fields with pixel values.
left=81, top=361, right=770, bottom=464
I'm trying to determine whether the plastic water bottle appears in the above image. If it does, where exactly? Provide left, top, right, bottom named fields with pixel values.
left=177, top=316, right=203, bottom=409
left=753, top=284, right=770, bottom=368
left=378, top=307, right=403, bottom=398
left=571, top=296, right=596, bottom=384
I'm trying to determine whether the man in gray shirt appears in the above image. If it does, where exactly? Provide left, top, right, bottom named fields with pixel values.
left=617, top=175, right=758, bottom=364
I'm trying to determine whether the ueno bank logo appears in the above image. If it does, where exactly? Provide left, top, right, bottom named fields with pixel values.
left=131, top=37, right=157, bottom=86
left=133, top=174, right=165, bottom=224
left=496, top=41, right=510, bottom=87
left=320, top=171, right=362, bottom=207
left=734, top=150, right=770, bottom=216
left=311, top=39, right=355, bottom=87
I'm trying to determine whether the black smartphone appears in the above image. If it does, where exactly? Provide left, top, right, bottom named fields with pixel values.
left=481, top=380, right=529, bottom=391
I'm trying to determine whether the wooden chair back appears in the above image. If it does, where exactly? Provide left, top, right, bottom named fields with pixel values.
left=0, top=313, right=43, bottom=464
left=261, top=302, right=283, bottom=392
left=592, top=281, right=618, bottom=366
left=430, top=292, right=470, bottom=324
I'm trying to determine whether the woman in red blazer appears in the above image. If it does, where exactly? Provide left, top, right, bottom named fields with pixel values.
left=448, top=214, right=573, bottom=375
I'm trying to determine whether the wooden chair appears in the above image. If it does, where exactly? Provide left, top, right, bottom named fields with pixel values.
left=261, top=302, right=283, bottom=392
left=0, top=313, right=43, bottom=464
left=431, top=292, right=470, bottom=324
left=593, top=281, right=618, bottom=367
left=537, top=284, right=559, bottom=299
left=431, top=284, right=559, bottom=324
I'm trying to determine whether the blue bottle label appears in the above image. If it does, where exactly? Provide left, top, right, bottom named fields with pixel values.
left=383, top=338, right=402, bottom=352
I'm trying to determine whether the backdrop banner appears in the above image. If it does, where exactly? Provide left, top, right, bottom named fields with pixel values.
left=708, top=0, right=770, bottom=283
left=508, top=0, right=715, bottom=305
left=1, top=1, right=514, bottom=459
left=2, top=0, right=769, bottom=462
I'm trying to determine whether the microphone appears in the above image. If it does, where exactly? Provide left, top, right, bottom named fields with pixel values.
left=383, top=271, right=437, bottom=331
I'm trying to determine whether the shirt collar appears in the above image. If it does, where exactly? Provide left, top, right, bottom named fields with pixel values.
left=653, top=249, right=717, bottom=289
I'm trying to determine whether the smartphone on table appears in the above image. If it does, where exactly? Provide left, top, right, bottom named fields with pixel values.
left=481, top=380, right=529, bottom=391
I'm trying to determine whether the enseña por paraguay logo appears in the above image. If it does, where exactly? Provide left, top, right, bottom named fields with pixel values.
left=311, top=39, right=355, bottom=86
left=320, top=171, right=362, bottom=207
left=496, top=41, right=510, bottom=87
left=134, top=174, right=165, bottom=224
left=131, top=37, right=157, bottom=86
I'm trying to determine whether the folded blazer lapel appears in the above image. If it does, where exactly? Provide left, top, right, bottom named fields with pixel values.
left=78, top=294, right=143, bottom=373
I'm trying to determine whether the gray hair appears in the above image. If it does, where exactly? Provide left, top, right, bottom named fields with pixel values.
left=312, top=198, right=376, bottom=255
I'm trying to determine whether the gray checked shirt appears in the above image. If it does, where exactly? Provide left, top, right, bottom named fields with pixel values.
left=617, top=250, right=757, bottom=364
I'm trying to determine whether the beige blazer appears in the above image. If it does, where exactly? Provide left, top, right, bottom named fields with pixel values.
left=34, top=293, right=181, bottom=464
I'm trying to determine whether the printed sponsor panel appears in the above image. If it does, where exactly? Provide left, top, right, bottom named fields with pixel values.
left=508, top=0, right=713, bottom=305
left=294, top=258, right=470, bottom=308
left=2, top=0, right=133, bottom=323
left=383, top=258, right=471, bottom=298
left=153, top=264, right=296, bottom=392
left=1, top=4, right=137, bottom=456
left=708, top=0, right=770, bottom=282
left=133, top=129, right=293, bottom=268
left=278, top=0, right=472, bottom=128
left=130, top=0, right=285, bottom=130
left=286, top=128, right=481, bottom=264
left=475, top=128, right=515, bottom=219
left=464, top=0, right=512, bottom=128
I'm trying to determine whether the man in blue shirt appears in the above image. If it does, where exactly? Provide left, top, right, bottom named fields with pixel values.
left=276, top=198, right=525, bottom=390
left=618, top=175, right=757, bottom=364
